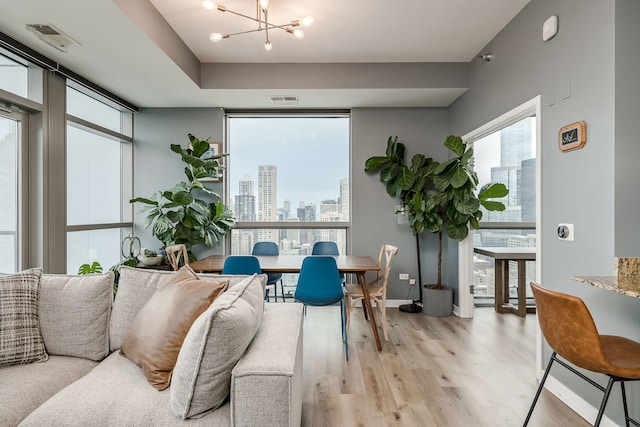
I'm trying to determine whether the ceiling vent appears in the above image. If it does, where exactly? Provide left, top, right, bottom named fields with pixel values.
left=270, top=96, right=299, bottom=106
left=25, top=24, right=80, bottom=52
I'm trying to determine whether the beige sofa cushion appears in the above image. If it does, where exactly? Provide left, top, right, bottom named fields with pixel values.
left=0, top=268, right=47, bottom=368
left=170, top=274, right=264, bottom=419
left=39, top=272, right=114, bottom=361
left=120, top=267, right=228, bottom=390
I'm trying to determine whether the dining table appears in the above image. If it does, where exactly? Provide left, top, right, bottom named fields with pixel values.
left=473, top=246, right=536, bottom=316
left=190, top=254, right=384, bottom=351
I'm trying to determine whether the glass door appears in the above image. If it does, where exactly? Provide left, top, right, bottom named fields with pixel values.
left=471, top=116, right=537, bottom=307
left=0, top=113, right=21, bottom=272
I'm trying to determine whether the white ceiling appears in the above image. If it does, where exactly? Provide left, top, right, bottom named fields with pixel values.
left=0, top=0, right=530, bottom=109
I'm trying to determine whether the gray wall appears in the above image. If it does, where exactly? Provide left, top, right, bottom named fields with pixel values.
left=449, top=0, right=640, bottom=422
left=133, top=108, right=225, bottom=258
left=351, top=108, right=450, bottom=301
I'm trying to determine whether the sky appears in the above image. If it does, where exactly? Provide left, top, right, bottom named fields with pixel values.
left=228, top=116, right=349, bottom=210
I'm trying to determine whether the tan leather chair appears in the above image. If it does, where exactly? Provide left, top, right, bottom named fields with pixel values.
left=344, top=244, right=398, bottom=341
left=524, top=282, right=640, bottom=427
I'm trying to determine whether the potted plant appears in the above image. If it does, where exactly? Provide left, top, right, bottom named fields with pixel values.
left=130, top=133, right=236, bottom=261
left=365, top=135, right=508, bottom=316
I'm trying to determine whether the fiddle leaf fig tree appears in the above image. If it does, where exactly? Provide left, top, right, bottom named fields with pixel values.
left=365, top=135, right=509, bottom=289
left=130, top=133, right=235, bottom=259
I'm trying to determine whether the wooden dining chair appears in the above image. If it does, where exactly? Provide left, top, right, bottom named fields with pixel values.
left=344, top=244, right=398, bottom=341
left=165, top=244, right=189, bottom=271
left=524, top=282, right=640, bottom=426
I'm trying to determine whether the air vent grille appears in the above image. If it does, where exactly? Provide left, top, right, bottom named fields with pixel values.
left=25, top=24, right=80, bottom=52
left=270, top=96, right=299, bottom=105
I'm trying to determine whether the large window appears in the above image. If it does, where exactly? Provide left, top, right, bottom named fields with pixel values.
left=0, top=114, right=20, bottom=272
left=471, top=116, right=537, bottom=305
left=66, top=85, right=133, bottom=273
left=227, top=114, right=350, bottom=293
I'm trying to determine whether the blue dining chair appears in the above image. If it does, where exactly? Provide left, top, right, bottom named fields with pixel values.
left=294, top=256, right=349, bottom=361
left=221, top=255, right=271, bottom=300
left=252, top=242, right=284, bottom=302
left=311, top=241, right=345, bottom=284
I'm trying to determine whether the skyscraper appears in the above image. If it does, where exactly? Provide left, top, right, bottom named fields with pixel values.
left=233, top=175, right=256, bottom=254
left=258, top=165, right=277, bottom=242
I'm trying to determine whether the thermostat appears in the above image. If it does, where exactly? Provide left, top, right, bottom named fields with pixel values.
left=543, top=15, right=558, bottom=41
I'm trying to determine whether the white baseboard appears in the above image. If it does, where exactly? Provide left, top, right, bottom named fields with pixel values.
left=386, top=299, right=409, bottom=308
left=544, top=374, right=617, bottom=427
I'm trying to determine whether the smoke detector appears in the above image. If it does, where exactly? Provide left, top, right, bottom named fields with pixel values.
left=269, top=96, right=298, bottom=106
left=25, top=24, right=80, bottom=52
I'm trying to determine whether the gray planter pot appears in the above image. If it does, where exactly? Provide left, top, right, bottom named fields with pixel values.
left=423, top=285, right=453, bottom=317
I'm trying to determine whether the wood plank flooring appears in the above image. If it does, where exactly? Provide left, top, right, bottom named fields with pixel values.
left=299, top=305, right=590, bottom=427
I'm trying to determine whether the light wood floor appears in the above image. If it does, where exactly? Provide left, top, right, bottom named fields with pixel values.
left=299, top=305, right=590, bottom=427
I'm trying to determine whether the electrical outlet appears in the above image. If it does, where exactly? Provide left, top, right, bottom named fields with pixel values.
left=409, top=279, right=416, bottom=285
left=399, top=273, right=409, bottom=280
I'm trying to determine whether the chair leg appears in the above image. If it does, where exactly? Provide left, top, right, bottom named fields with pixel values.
left=362, top=299, right=369, bottom=320
left=379, top=299, right=389, bottom=342
left=523, top=352, right=556, bottom=427
left=594, top=376, right=615, bottom=427
left=341, top=299, right=349, bottom=361
left=345, top=295, right=352, bottom=334
left=280, top=279, right=285, bottom=302
left=621, top=381, right=631, bottom=427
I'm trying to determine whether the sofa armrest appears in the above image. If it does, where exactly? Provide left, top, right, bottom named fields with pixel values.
left=230, top=303, right=303, bottom=427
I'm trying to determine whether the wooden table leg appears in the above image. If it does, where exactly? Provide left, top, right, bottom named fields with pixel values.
left=517, top=260, right=526, bottom=317
left=357, top=271, right=382, bottom=351
left=494, top=260, right=505, bottom=313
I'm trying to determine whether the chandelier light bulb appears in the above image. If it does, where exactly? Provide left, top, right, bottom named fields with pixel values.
left=259, top=0, right=269, bottom=9
left=301, top=16, right=314, bottom=26
left=210, top=32, right=224, bottom=42
left=293, top=29, right=304, bottom=39
left=264, top=40, right=273, bottom=51
left=202, top=0, right=215, bottom=10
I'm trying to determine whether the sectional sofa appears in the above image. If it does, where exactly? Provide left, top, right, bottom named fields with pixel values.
left=0, top=266, right=304, bottom=426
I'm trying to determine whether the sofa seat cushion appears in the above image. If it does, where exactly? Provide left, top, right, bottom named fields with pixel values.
left=0, top=268, right=47, bottom=368
left=170, top=274, right=264, bottom=419
left=0, top=355, right=98, bottom=427
left=19, top=352, right=231, bottom=427
left=39, top=272, right=114, bottom=361
left=110, top=266, right=267, bottom=352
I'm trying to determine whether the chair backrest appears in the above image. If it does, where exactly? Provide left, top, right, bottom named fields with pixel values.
left=312, top=241, right=339, bottom=255
left=530, top=282, right=610, bottom=373
left=252, top=241, right=279, bottom=256
left=165, top=244, right=189, bottom=271
left=376, top=244, right=399, bottom=292
left=221, top=255, right=262, bottom=275
left=294, top=256, right=344, bottom=306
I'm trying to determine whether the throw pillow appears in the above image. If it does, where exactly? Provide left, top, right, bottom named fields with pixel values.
left=120, top=266, right=228, bottom=391
left=170, top=274, right=264, bottom=419
left=39, top=272, right=114, bottom=361
left=0, top=268, right=48, bottom=368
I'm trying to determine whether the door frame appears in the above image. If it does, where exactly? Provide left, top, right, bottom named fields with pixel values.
left=457, top=95, right=542, bottom=376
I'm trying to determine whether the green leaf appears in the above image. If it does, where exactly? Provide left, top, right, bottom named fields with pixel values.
left=395, top=167, right=415, bottom=190
left=461, top=146, right=473, bottom=164
left=444, top=135, right=465, bottom=157
left=450, top=165, right=469, bottom=188
left=364, top=156, right=391, bottom=173
left=129, top=197, right=157, bottom=206
left=433, top=158, right=456, bottom=175
left=453, top=197, right=480, bottom=215
left=172, top=191, right=193, bottom=205
left=446, top=222, right=469, bottom=241
left=480, top=200, right=506, bottom=211
left=380, top=164, right=399, bottom=183
left=478, top=182, right=509, bottom=200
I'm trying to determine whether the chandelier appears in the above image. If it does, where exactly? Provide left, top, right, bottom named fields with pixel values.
left=202, top=0, right=314, bottom=51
